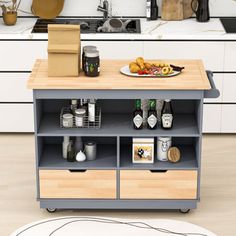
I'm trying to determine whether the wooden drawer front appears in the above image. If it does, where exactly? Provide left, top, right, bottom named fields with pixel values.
left=81, top=41, right=143, bottom=59
left=40, top=170, right=116, bottom=199
left=0, top=104, right=34, bottom=132
left=143, top=42, right=224, bottom=71
left=0, top=73, right=32, bottom=102
left=0, top=41, right=47, bottom=71
left=120, top=170, right=197, bottom=199
left=203, top=104, right=222, bottom=133
left=222, top=74, right=236, bottom=102
left=221, top=105, right=236, bottom=133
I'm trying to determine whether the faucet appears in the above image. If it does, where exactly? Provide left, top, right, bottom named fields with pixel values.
left=97, top=0, right=109, bottom=19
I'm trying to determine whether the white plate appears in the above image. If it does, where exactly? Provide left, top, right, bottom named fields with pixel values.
left=120, top=65, right=181, bottom=78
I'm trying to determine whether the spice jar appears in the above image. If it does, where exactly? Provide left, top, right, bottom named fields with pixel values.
left=62, top=113, right=73, bottom=128
left=75, top=108, right=86, bottom=127
left=82, top=46, right=97, bottom=71
left=85, top=50, right=100, bottom=77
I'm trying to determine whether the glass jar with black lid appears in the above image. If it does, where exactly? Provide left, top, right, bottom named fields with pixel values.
left=85, top=50, right=100, bottom=77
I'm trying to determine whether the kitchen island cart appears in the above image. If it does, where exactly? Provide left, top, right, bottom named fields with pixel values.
left=28, top=59, right=219, bottom=212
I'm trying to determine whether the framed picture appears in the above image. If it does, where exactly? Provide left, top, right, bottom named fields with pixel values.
left=132, top=138, right=154, bottom=164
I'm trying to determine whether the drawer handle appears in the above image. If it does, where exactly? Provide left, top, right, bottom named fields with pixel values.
left=69, top=169, right=87, bottom=173
left=150, top=170, right=168, bottom=173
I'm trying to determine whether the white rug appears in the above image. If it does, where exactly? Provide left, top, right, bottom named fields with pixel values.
left=11, top=216, right=217, bottom=236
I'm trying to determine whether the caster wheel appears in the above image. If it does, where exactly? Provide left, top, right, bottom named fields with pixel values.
left=179, top=209, right=191, bottom=214
left=46, top=208, right=57, bottom=213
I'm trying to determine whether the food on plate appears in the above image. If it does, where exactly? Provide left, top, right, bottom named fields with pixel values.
left=136, top=57, right=145, bottom=70
left=161, top=67, right=170, bottom=75
left=127, top=57, right=185, bottom=76
left=129, top=62, right=141, bottom=73
left=144, top=62, right=152, bottom=70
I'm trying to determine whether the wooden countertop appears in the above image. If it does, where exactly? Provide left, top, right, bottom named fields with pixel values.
left=28, top=59, right=211, bottom=90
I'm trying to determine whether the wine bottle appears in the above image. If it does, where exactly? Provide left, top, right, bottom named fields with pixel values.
left=147, top=99, right=157, bottom=129
left=161, top=99, right=173, bottom=129
left=146, top=0, right=151, bottom=21
left=133, top=99, right=143, bottom=130
left=151, top=0, right=158, bottom=20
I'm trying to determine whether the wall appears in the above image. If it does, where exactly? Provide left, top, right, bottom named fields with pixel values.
left=10, top=0, right=236, bottom=17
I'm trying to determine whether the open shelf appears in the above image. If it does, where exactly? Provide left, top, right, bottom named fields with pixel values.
left=120, top=144, right=198, bottom=170
left=38, top=113, right=199, bottom=137
left=39, top=144, right=117, bottom=170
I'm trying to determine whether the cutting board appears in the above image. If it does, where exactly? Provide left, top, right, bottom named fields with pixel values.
left=161, top=0, right=195, bottom=21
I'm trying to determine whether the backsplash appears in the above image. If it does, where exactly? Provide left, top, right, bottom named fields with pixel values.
left=18, top=0, right=236, bottom=17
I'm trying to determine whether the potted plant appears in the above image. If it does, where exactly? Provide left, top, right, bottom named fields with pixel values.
left=1, top=0, right=21, bottom=26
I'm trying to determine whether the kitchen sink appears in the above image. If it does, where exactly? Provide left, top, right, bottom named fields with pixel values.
left=32, top=18, right=141, bottom=34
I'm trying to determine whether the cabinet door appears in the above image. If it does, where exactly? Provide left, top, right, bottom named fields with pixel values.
left=224, top=43, right=236, bottom=71
left=0, top=73, right=33, bottom=102
left=203, top=104, right=221, bottom=133
left=143, top=42, right=224, bottom=71
left=204, top=73, right=223, bottom=103
left=221, top=105, right=236, bottom=133
left=0, top=104, right=34, bottom=132
left=81, top=41, right=143, bottom=59
left=222, top=74, right=236, bottom=102
left=0, top=41, right=47, bottom=71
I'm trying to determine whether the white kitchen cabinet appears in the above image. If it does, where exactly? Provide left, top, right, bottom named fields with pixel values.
left=224, top=43, right=236, bottom=71
left=204, top=73, right=223, bottom=103
left=222, top=74, right=236, bottom=102
left=81, top=41, right=143, bottom=59
left=203, top=104, right=222, bottom=133
left=0, top=73, right=33, bottom=102
left=0, top=41, right=47, bottom=71
left=0, top=104, right=34, bottom=132
left=143, top=42, right=224, bottom=71
left=221, top=105, right=236, bottom=133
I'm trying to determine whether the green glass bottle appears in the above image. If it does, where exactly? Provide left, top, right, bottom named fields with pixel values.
left=133, top=99, right=143, bottom=130
left=147, top=99, right=157, bottom=129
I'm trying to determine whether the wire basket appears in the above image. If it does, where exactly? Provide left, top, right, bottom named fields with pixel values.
left=60, top=107, right=101, bottom=129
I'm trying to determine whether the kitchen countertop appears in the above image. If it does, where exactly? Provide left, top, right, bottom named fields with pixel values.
left=28, top=59, right=211, bottom=90
left=0, top=17, right=235, bottom=41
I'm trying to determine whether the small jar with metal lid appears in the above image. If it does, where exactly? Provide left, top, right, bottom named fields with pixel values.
left=62, top=113, right=73, bottom=128
left=75, top=108, right=86, bottom=127
left=85, top=50, right=100, bottom=77
left=82, top=46, right=97, bottom=71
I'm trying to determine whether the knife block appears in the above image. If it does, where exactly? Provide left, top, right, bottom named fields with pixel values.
left=48, top=24, right=81, bottom=77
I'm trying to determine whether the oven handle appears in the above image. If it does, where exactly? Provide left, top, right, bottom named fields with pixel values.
left=204, top=71, right=220, bottom=99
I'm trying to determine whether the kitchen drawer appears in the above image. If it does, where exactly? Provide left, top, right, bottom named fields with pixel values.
left=81, top=41, right=143, bottom=59
left=39, top=170, right=116, bottom=199
left=143, top=42, right=224, bottom=71
left=221, top=105, right=236, bottom=133
left=224, top=43, right=236, bottom=71
left=0, top=104, right=34, bottom=132
left=0, top=41, right=47, bottom=71
left=0, top=73, right=33, bottom=102
left=222, top=74, right=236, bottom=102
left=204, top=73, right=223, bottom=103
left=203, top=104, right=221, bottom=133
left=120, top=170, right=197, bottom=199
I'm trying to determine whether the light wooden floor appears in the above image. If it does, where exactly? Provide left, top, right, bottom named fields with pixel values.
left=0, top=134, right=235, bottom=236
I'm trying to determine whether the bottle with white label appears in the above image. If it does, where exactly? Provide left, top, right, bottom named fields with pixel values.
left=161, top=99, right=173, bottom=129
left=133, top=99, right=143, bottom=130
left=146, top=0, right=151, bottom=20
left=88, top=99, right=96, bottom=123
left=147, top=99, right=157, bottom=129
